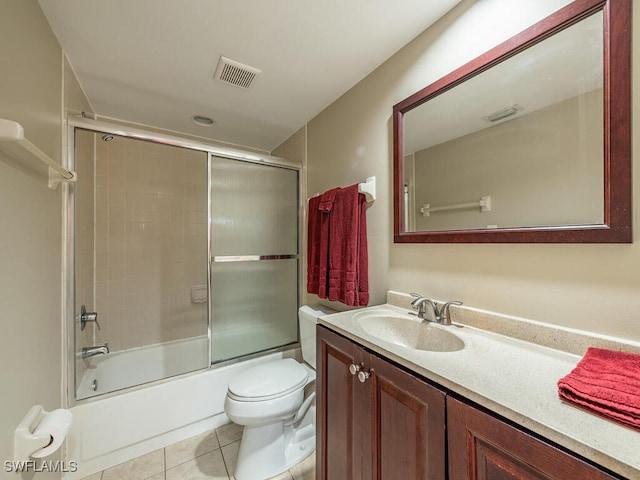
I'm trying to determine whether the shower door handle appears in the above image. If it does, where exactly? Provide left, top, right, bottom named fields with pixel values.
left=80, top=305, right=101, bottom=330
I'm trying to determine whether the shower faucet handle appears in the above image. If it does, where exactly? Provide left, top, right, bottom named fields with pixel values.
left=80, top=305, right=101, bottom=331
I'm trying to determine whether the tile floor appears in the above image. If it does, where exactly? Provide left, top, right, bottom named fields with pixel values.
left=80, top=422, right=315, bottom=480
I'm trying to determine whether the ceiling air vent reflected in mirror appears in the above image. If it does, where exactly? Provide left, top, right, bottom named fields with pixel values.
left=214, top=56, right=261, bottom=89
left=482, top=104, right=524, bottom=123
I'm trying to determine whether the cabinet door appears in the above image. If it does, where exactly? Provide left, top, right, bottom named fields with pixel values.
left=369, top=353, right=446, bottom=480
left=317, top=326, right=370, bottom=480
left=447, top=397, right=617, bottom=480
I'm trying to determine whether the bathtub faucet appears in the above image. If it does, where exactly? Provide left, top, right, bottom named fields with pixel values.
left=82, top=343, right=109, bottom=359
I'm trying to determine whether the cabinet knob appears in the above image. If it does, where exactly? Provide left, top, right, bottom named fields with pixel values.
left=349, top=364, right=361, bottom=375
left=357, top=370, right=370, bottom=383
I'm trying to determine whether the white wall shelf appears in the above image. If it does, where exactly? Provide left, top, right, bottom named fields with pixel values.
left=0, top=118, right=76, bottom=189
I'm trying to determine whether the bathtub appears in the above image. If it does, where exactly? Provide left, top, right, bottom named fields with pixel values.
left=66, top=347, right=299, bottom=479
left=76, top=336, right=209, bottom=399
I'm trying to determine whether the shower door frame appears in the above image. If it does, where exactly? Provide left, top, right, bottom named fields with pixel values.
left=64, top=117, right=303, bottom=407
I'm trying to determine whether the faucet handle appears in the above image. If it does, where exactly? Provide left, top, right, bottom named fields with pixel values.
left=409, top=293, right=424, bottom=306
left=441, top=301, right=463, bottom=324
left=80, top=305, right=101, bottom=331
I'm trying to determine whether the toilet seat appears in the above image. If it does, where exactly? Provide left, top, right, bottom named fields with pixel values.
left=228, top=358, right=308, bottom=402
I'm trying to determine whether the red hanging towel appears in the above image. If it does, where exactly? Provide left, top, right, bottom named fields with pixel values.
left=557, top=347, right=640, bottom=430
left=307, top=184, right=369, bottom=307
left=306, top=194, right=321, bottom=295
left=327, top=184, right=369, bottom=307
left=307, top=188, right=340, bottom=299
left=317, top=188, right=339, bottom=299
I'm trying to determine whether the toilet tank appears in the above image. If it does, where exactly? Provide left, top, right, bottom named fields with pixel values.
left=299, top=304, right=336, bottom=369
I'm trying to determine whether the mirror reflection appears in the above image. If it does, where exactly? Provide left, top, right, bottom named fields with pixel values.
left=402, top=11, right=603, bottom=233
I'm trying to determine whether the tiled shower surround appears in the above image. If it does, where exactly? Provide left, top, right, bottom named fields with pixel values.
left=76, top=131, right=209, bottom=353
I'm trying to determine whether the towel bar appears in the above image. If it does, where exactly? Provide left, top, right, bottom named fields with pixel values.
left=310, top=176, right=376, bottom=202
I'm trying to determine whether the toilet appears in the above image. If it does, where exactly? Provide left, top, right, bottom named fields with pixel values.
left=224, top=305, right=335, bottom=480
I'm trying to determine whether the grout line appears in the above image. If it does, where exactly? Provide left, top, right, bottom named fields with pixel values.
left=220, top=441, right=234, bottom=479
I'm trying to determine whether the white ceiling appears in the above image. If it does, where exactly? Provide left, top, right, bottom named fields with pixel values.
left=38, top=0, right=461, bottom=152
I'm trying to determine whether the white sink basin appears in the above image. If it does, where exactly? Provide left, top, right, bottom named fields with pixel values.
left=356, top=314, right=464, bottom=352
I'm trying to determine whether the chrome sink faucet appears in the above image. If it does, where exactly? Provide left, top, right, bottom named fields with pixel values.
left=410, top=293, right=462, bottom=326
left=81, top=343, right=110, bottom=359
left=410, top=294, right=437, bottom=320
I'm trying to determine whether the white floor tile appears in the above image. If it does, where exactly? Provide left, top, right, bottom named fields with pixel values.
left=267, top=471, right=294, bottom=480
left=166, top=449, right=229, bottom=480
left=79, top=473, right=102, bottom=480
left=145, top=473, right=165, bottom=480
left=215, top=422, right=244, bottom=447
left=220, top=441, right=239, bottom=478
left=289, top=451, right=315, bottom=480
left=102, top=449, right=164, bottom=480
left=165, top=429, right=220, bottom=469
left=86, top=423, right=315, bottom=480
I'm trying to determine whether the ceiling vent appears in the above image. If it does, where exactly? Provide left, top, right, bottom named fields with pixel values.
left=482, top=104, right=524, bottom=123
left=214, top=56, right=261, bottom=89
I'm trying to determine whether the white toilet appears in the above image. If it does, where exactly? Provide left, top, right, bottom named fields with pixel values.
left=224, top=305, right=335, bottom=480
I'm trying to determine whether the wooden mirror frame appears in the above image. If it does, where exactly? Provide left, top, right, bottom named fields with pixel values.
left=393, top=0, right=631, bottom=243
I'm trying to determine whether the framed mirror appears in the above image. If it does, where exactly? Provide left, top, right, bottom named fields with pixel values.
left=393, top=0, right=631, bottom=243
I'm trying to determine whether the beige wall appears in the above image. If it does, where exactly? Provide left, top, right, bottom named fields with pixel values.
left=301, top=0, right=640, bottom=342
left=0, top=0, right=89, bottom=476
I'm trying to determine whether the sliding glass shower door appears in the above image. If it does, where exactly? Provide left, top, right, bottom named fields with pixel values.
left=72, top=129, right=210, bottom=400
left=210, top=155, right=299, bottom=363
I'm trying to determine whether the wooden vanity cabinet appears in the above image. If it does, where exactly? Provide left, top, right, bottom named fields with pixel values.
left=447, top=397, right=618, bottom=480
left=316, top=325, right=446, bottom=480
left=317, top=325, right=622, bottom=480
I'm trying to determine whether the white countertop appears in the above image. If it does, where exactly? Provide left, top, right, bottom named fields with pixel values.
left=319, top=303, right=640, bottom=479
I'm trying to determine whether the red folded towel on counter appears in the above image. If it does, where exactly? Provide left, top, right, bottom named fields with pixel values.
left=557, top=347, right=640, bottom=430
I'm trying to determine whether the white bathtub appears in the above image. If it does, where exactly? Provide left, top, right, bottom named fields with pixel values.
left=66, top=348, right=298, bottom=479
left=77, top=336, right=209, bottom=399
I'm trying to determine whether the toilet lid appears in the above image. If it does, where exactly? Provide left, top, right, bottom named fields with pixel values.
left=228, top=358, right=308, bottom=401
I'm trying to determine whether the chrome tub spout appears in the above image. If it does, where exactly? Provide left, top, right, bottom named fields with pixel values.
left=81, top=343, right=109, bottom=359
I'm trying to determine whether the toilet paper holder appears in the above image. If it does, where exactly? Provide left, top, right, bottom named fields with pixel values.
left=14, top=405, right=70, bottom=461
